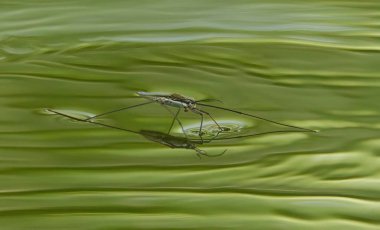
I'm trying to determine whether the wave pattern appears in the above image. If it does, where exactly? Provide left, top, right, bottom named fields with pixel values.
left=1, top=0, right=380, bottom=229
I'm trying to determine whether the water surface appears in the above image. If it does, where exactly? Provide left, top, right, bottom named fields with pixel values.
left=1, top=1, right=380, bottom=229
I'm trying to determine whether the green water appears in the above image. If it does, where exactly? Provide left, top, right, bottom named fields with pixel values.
left=2, top=1, right=380, bottom=229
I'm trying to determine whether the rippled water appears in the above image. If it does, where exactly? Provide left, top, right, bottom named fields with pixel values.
left=1, top=1, right=380, bottom=229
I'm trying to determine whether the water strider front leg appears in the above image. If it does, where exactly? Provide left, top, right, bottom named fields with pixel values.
left=84, top=101, right=153, bottom=121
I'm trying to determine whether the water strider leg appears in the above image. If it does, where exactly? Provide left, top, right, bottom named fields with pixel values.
left=167, top=108, right=180, bottom=135
left=161, top=105, right=188, bottom=138
left=85, top=101, right=153, bottom=121
left=198, top=113, right=204, bottom=144
left=198, top=109, right=223, bottom=131
left=197, top=103, right=317, bottom=132
left=47, top=109, right=141, bottom=135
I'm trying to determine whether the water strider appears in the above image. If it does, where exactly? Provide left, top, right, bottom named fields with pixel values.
left=84, top=91, right=317, bottom=140
left=47, top=109, right=312, bottom=158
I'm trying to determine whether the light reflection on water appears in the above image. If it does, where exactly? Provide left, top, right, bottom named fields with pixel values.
left=184, top=120, right=246, bottom=138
